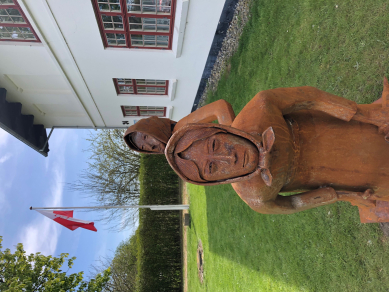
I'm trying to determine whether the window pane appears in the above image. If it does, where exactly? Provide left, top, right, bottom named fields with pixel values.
left=11, top=16, right=25, bottom=23
left=158, top=7, right=170, bottom=14
left=144, top=35, right=155, bottom=40
left=120, top=86, right=134, bottom=93
left=101, top=14, right=112, bottom=22
left=157, top=18, right=169, bottom=25
left=131, top=35, right=142, bottom=40
left=157, top=25, right=169, bottom=32
left=0, top=16, right=11, bottom=22
left=104, top=23, right=113, bottom=29
left=24, top=33, right=35, bottom=40
left=98, top=3, right=109, bottom=11
left=146, top=87, right=157, bottom=93
left=112, top=15, right=122, bottom=22
left=0, top=32, right=11, bottom=39
left=143, top=6, right=156, bottom=13
left=129, top=16, right=141, bottom=24
left=136, top=79, right=146, bottom=85
left=110, top=4, right=121, bottom=11
left=106, top=33, right=126, bottom=45
left=0, top=0, right=15, bottom=4
left=156, top=35, right=168, bottom=41
left=130, top=24, right=142, bottom=30
left=7, top=8, right=20, bottom=16
left=127, top=0, right=141, bottom=12
left=144, top=25, right=155, bottom=31
left=144, top=41, right=155, bottom=46
left=143, top=18, right=156, bottom=24
left=143, top=0, right=156, bottom=5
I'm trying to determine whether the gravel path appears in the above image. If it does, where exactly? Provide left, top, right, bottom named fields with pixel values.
left=197, top=0, right=253, bottom=109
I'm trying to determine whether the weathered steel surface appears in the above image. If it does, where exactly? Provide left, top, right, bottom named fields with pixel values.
left=359, top=201, right=389, bottom=223
left=165, top=78, right=389, bottom=221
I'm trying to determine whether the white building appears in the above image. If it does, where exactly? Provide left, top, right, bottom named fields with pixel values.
left=0, top=0, right=227, bottom=156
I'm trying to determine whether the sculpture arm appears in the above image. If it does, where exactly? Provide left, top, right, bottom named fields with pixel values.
left=174, top=100, right=235, bottom=132
left=252, top=188, right=375, bottom=215
left=256, top=87, right=358, bottom=122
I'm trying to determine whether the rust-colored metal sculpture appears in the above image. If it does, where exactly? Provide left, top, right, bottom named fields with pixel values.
left=165, top=78, right=389, bottom=223
left=123, top=100, right=235, bottom=154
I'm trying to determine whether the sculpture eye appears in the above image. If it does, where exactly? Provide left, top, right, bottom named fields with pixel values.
left=212, top=139, right=216, bottom=151
left=151, top=145, right=156, bottom=150
left=144, top=135, right=148, bottom=140
left=209, top=162, right=213, bottom=173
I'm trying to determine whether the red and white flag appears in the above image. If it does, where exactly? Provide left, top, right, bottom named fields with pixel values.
left=36, top=210, right=97, bottom=232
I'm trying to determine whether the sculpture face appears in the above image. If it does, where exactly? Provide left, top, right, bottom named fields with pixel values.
left=132, top=132, right=165, bottom=153
left=179, top=133, right=259, bottom=181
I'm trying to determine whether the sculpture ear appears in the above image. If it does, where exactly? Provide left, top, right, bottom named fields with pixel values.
left=261, top=169, right=273, bottom=186
left=262, top=127, right=275, bottom=152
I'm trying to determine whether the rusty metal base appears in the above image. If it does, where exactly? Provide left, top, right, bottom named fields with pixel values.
left=359, top=200, right=389, bottom=223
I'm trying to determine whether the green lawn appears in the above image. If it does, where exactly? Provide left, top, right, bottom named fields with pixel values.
left=187, top=0, right=389, bottom=291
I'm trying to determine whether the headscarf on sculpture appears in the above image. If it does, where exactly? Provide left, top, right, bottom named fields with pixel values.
left=123, top=100, right=235, bottom=154
left=123, top=116, right=174, bottom=154
left=165, top=78, right=389, bottom=223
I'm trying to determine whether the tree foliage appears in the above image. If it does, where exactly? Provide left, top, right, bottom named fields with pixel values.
left=91, top=154, right=182, bottom=291
left=92, top=234, right=138, bottom=292
left=0, top=236, right=110, bottom=292
left=137, top=154, right=181, bottom=292
left=69, top=129, right=141, bottom=230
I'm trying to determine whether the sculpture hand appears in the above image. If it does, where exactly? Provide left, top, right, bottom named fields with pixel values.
left=336, top=189, right=376, bottom=208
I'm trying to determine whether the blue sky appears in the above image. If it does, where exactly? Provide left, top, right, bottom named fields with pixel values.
left=0, top=127, right=133, bottom=277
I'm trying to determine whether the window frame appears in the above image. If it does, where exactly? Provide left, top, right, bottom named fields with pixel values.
left=92, top=0, right=175, bottom=50
left=114, top=78, right=169, bottom=95
left=121, top=105, right=167, bottom=117
left=0, top=0, right=40, bottom=43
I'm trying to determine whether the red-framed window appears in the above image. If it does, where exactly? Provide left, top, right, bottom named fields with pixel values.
left=114, top=78, right=168, bottom=95
left=91, top=0, right=175, bottom=49
left=0, top=0, right=40, bottom=42
left=121, top=105, right=166, bottom=117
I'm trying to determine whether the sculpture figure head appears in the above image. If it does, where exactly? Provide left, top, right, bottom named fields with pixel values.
left=165, top=124, right=269, bottom=185
left=123, top=116, right=175, bottom=154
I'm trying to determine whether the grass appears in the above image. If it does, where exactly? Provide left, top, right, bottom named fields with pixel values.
left=186, top=0, right=389, bottom=291
left=187, top=184, right=389, bottom=291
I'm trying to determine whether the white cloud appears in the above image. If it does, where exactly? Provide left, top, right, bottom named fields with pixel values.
left=0, top=153, right=12, bottom=164
left=19, top=165, right=65, bottom=256
left=0, top=129, right=10, bottom=148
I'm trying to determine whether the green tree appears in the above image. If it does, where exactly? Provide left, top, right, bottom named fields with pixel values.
left=0, top=236, right=110, bottom=292
left=92, top=233, right=138, bottom=292
left=70, top=129, right=141, bottom=230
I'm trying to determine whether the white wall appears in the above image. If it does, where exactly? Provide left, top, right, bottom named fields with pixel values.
left=0, top=0, right=226, bottom=127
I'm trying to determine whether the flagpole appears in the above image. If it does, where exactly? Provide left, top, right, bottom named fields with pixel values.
left=30, top=205, right=189, bottom=211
